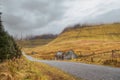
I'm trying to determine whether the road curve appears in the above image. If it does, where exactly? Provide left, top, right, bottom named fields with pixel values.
left=23, top=52, right=120, bottom=80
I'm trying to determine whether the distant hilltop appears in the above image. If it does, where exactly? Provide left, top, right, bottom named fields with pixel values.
left=25, top=34, right=58, bottom=40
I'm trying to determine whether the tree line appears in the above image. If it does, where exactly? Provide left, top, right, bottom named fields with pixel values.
left=0, top=13, right=22, bottom=62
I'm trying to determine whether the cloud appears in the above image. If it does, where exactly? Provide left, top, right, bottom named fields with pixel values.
left=1, top=0, right=120, bottom=38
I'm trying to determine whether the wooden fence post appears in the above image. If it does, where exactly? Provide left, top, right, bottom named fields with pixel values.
left=111, top=50, right=115, bottom=61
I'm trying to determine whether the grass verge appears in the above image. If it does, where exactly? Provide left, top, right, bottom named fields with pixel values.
left=0, top=57, right=80, bottom=80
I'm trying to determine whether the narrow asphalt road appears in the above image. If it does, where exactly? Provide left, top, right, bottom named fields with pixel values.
left=23, top=52, right=120, bottom=80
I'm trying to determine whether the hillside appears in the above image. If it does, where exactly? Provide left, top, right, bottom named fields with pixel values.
left=17, top=34, right=57, bottom=48
left=28, top=34, right=57, bottom=40
left=52, top=23, right=120, bottom=43
left=24, top=23, right=120, bottom=67
left=17, top=38, right=54, bottom=48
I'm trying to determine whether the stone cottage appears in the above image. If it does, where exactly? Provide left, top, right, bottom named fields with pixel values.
left=55, top=50, right=78, bottom=60
left=64, top=50, right=78, bottom=60
left=55, top=51, right=64, bottom=60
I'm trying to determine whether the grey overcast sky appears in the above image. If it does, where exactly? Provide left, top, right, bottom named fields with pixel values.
left=0, top=0, right=120, bottom=38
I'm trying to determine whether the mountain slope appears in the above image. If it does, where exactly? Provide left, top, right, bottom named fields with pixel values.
left=51, top=23, right=120, bottom=44
left=24, top=23, right=120, bottom=61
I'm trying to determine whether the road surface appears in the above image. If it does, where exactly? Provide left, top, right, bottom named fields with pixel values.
left=23, top=52, right=120, bottom=80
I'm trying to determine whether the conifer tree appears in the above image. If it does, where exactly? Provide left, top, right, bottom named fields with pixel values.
left=0, top=12, right=22, bottom=62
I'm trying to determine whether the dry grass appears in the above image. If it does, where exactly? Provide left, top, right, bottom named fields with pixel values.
left=23, top=23, right=120, bottom=67
left=0, top=57, right=80, bottom=80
